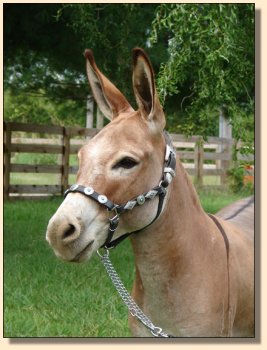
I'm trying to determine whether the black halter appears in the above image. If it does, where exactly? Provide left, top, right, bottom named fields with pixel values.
left=64, top=133, right=176, bottom=249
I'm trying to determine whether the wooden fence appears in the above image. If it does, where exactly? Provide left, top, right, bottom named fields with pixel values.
left=3, top=122, right=254, bottom=199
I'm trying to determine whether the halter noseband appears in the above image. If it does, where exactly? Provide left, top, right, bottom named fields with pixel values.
left=64, top=133, right=176, bottom=249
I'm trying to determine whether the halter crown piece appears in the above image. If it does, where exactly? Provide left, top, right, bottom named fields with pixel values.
left=64, top=133, right=176, bottom=250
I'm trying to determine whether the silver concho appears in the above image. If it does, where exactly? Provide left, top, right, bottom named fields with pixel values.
left=145, top=190, right=158, bottom=199
left=165, top=173, right=173, bottom=185
left=84, top=187, right=94, bottom=195
left=137, top=195, right=145, bottom=205
left=98, top=195, right=108, bottom=204
left=124, top=201, right=137, bottom=210
left=70, top=184, right=79, bottom=191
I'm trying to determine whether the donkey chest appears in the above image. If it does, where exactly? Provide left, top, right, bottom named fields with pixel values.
left=129, top=285, right=230, bottom=338
left=130, top=263, right=230, bottom=337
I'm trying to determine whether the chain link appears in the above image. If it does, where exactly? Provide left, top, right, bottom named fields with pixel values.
left=97, top=249, right=171, bottom=338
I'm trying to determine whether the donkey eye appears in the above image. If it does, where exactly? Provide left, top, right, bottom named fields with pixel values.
left=113, top=157, right=139, bottom=169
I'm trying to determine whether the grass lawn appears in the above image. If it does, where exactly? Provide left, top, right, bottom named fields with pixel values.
left=4, top=189, right=246, bottom=337
left=10, top=173, right=77, bottom=186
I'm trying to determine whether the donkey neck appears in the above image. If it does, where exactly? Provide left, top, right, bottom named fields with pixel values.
left=130, top=159, right=207, bottom=278
left=129, top=161, right=232, bottom=337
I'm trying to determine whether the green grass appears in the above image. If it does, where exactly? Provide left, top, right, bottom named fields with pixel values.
left=10, top=173, right=77, bottom=186
left=4, top=189, right=247, bottom=337
left=198, top=187, right=245, bottom=213
left=4, top=198, right=134, bottom=337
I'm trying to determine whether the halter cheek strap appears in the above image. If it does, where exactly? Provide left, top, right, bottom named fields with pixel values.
left=64, top=135, right=176, bottom=249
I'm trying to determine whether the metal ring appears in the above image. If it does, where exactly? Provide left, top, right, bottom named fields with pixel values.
left=97, top=249, right=109, bottom=258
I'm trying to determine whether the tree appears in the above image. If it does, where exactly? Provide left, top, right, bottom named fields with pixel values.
left=4, top=3, right=254, bottom=150
left=4, top=3, right=163, bottom=125
left=149, top=3, right=254, bottom=148
left=4, top=4, right=87, bottom=125
left=4, top=4, right=85, bottom=83
left=56, top=3, right=165, bottom=105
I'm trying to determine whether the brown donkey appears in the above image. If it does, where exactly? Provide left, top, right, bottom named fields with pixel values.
left=46, top=48, right=254, bottom=337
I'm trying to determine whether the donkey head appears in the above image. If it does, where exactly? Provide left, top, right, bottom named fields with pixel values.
left=46, top=48, right=167, bottom=262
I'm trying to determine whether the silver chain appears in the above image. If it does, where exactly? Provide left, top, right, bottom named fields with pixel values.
left=97, top=249, right=171, bottom=338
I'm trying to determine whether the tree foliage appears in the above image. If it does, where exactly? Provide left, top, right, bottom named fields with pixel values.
left=4, top=3, right=161, bottom=103
left=56, top=3, right=164, bottom=105
left=150, top=3, right=254, bottom=144
left=4, top=4, right=85, bottom=96
left=4, top=3, right=162, bottom=125
left=4, top=88, right=86, bottom=127
left=4, top=3, right=254, bottom=149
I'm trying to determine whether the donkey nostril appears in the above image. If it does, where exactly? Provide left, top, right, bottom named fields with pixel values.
left=62, top=224, right=76, bottom=240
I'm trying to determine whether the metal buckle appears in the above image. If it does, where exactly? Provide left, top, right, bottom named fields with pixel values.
left=108, top=206, right=119, bottom=220
left=107, top=207, right=120, bottom=230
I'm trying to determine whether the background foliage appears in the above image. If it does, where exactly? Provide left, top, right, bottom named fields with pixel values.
left=4, top=3, right=254, bottom=147
left=150, top=4, right=254, bottom=141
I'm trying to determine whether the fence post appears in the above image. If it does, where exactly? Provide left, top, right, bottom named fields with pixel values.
left=195, top=136, right=204, bottom=186
left=4, top=122, right=11, bottom=200
left=61, top=127, right=70, bottom=194
left=96, top=108, right=104, bottom=129
left=220, top=140, right=232, bottom=185
left=219, top=107, right=232, bottom=185
left=86, top=95, right=94, bottom=128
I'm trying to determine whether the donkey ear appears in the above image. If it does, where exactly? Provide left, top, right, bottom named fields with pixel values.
left=84, top=49, right=134, bottom=120
left=132, top=48, right=165, bottom=131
